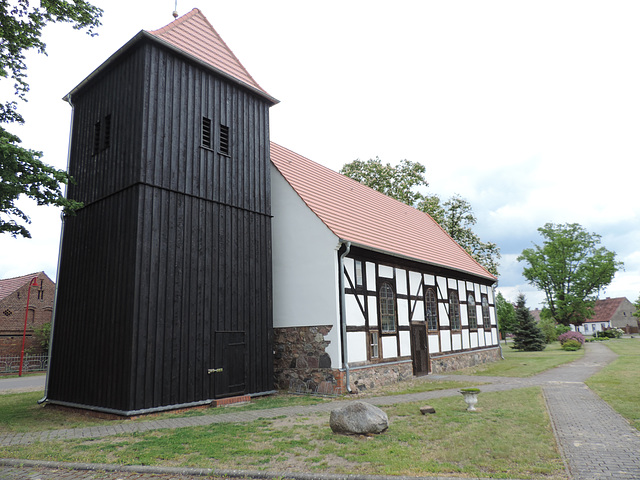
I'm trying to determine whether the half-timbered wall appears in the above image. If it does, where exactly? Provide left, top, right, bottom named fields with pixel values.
left=49, top=38, right=274, bottom=414
left=342, top=247, right=498, bottom=375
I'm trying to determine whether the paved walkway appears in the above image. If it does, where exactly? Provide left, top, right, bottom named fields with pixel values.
left=0, top=342, right=639, bottom=480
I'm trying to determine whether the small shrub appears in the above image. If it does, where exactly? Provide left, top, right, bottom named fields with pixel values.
left=561, top=339, right=582, bottom=351
left=600, top=328, right=624, bottom=339
left=558, top=331, right=585, bottom=345
left=555, top=324, right=571, bottom=336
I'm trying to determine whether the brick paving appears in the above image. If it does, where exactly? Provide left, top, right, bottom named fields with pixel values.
left=1, top=341, right=639, bottom=480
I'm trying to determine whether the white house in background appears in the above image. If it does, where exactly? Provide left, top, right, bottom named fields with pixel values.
left=572, top=297, right=639, bottom=335
left=270, top=143, right=500, bottom=393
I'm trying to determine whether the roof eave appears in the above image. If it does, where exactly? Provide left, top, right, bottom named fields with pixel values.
left=339, top=238, right=497, bottom=284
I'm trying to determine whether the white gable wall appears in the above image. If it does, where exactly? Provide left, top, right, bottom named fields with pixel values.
left=271, top=167, right=341, bottom=366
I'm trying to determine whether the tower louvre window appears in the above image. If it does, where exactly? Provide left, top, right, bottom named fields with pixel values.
left=103, top=115, right=111, bottom=150
left=201, top=117, right=212, bottom=149
left=219, top=124, right=230, bottom=156
left=93, top=121, right=101, bottom=154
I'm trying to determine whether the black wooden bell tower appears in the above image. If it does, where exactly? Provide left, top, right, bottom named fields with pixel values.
left=47, top=9, right=277, bottom=415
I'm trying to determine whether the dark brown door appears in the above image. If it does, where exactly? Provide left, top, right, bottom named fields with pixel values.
left=410, top=322, right=429, bottom=376
left=212, top=331, right=246, bottom=398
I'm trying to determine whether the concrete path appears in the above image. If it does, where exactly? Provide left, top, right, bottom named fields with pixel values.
left=0, top=342, right=638, bottom=480
left=0, top=374, right=45, bottom=394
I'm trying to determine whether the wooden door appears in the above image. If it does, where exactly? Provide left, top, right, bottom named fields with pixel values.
left=410, top=322, right=429, bottom=376
left=211, top=331, right=246, bottom=398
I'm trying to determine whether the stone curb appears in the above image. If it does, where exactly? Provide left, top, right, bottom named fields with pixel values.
left=0, top=458, right=527, bottom=480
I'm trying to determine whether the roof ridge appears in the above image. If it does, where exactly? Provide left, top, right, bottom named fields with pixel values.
left=147, top=7, right=201, bottom=36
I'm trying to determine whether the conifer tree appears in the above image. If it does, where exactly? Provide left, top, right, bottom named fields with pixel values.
left=511, top=293, right=546, bottom=351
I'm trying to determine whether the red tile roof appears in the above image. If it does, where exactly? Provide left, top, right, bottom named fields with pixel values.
left=585, top=297, right=626, bottom=323
left=0, top=273, right=43, bottom=301
left=147, top=8, right=276, bottom=103
left=270, top=143, right=496, bottom=281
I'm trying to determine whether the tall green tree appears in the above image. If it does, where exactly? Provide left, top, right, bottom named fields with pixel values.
left=0, top=0, right=102, bottom=237
left=511, top=293, right=546, bottom=351
left=518, top=223, right=623, bottom=327
left=495, top=292, right=516, bottom=343
left=340, top=158, right=500, bottom=276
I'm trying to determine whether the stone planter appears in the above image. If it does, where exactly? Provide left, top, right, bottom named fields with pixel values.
left=460, top=388, right=480, bottom=411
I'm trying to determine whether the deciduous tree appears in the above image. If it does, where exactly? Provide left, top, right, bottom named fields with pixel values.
left=0, top=0, right=102, bottom=237
left=495, top=292, right=516, bottom=343
left=518, top=223, right=623, bottom=327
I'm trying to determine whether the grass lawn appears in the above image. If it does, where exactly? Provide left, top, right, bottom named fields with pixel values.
left=452, top=341, right=584, bottom=377
left=0, top=387, right=566, bottom=479
left=586, top=338, right=640, bottom=430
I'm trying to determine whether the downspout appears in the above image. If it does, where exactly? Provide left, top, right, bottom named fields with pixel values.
left=338, top=241, right=352, bottom=393
left=493, top=284, right=504, bottom=360
left=39, top=94, right=75, bottom=404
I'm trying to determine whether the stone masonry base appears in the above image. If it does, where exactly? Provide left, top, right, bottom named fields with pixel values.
left=274, top=325, right=502, bottom=392
left=430, top=347, right=502, bottom=373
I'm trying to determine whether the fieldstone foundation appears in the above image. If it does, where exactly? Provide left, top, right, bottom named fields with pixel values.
left=430, top=347, right=501, bottom=373
left=273, top=326, right=337, bottom=390
left=348, top=362, right=414, bottom=392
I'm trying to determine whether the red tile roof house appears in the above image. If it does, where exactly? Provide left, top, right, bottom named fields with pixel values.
left=45, top=9, right=500, bottom=414
left=571, top=297, right=639, bottom=335
left=0, top=272, right=55, bottom=357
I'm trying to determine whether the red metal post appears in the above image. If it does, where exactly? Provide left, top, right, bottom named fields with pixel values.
left=19, top=276, right=39, bottom=377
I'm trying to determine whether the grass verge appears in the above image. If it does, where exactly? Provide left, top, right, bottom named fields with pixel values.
left=0, top=379, right=471, bottom=434
left=452, top=341, right=584, bottom=377
left=586, top=338, right=640, bottom=430
left=0, top=387, right=566, bottom=479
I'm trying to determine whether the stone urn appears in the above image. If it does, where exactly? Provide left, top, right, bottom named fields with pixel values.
left=460, top=388, right=480, bottom=411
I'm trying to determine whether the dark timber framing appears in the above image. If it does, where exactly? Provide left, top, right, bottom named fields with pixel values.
left=341, top=246, right=497, bottom=373
left=48, top=34, right=276, bottom=415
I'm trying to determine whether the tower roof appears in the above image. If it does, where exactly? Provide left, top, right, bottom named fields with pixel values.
left=67, top=9, right=277, bottom=105
left=147, top=9, right=276, bottom=103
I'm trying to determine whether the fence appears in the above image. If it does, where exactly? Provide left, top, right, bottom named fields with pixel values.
left=0, top=354, right=48, bottom=374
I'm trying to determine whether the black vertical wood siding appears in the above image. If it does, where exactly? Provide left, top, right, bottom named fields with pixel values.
left=49, top=38, right=273, bottom=414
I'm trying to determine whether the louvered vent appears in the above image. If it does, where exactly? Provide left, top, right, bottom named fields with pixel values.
left=202, top=117, right=212, bottom=149
left=219, top=124, right=230, bottom=156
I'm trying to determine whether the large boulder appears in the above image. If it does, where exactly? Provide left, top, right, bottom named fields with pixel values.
left=329, top=401, right=388, bottom=435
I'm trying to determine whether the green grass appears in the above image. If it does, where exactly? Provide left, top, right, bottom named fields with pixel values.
left=586, top=338, right=640, bottom=430
left=0, top=387, right=566, bottom=479
left=452, top=341, right=584, bottom=377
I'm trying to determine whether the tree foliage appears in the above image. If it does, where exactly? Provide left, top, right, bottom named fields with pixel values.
left=340, top=158, right=500, bottom=276
left=495, top=292, right=516, bottom=342
left=0, top=0, right=102, bottom=237
left=418, top=194, right=500, bottom=276
left=511, top=293, right=546, bottom=351
left=518, top=223, right=623, bottom=327
left=339, top=157, right=428, bottom=206
left=633, top=293, right=640, bottom=320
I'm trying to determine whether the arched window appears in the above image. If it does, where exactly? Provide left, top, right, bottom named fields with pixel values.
left=425, top=288, right=439, bottom=331
left=449, top=290, right=461, bottom=331
left=467, top=293, right=477, bottom=329
left=481, top=295, right=491, bottom=329
left=379, top=282, right=396, bottom=333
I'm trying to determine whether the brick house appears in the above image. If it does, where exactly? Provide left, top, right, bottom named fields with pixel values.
left=0, top=272, right=55, bottom=356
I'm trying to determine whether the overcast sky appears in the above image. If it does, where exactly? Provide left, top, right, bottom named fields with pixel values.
left=1, top=1, right=639, bottom=309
